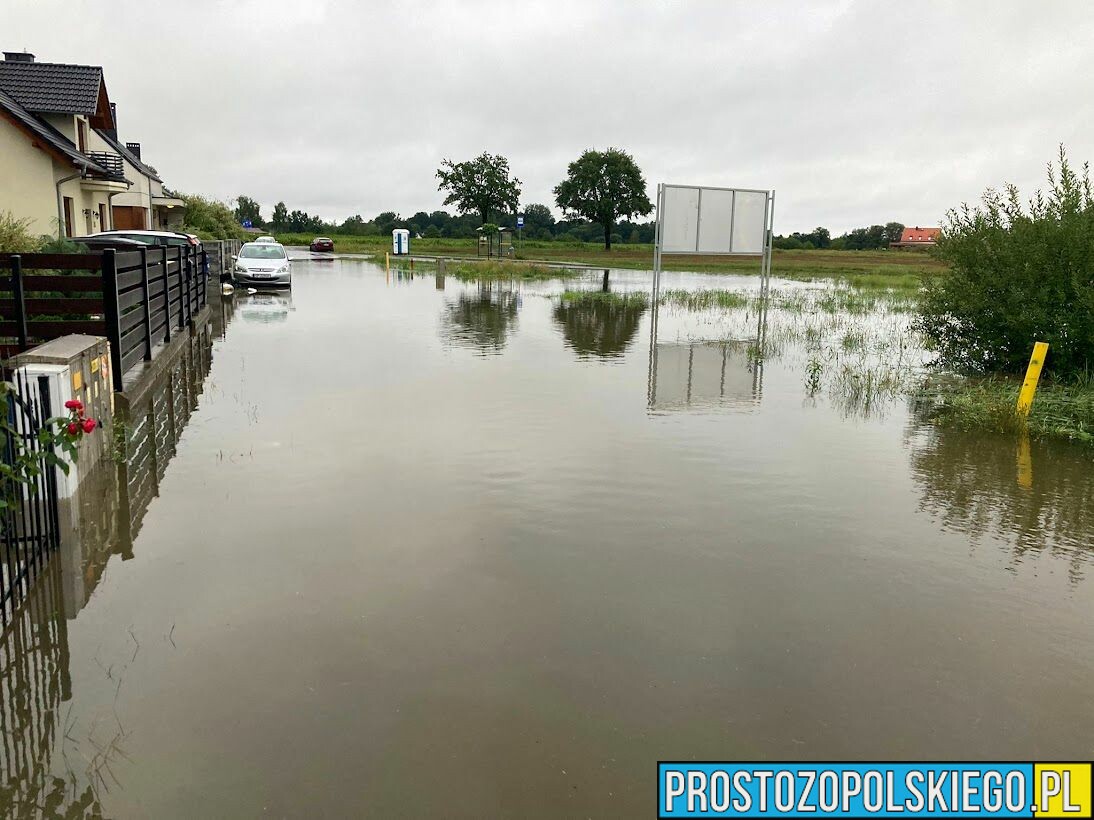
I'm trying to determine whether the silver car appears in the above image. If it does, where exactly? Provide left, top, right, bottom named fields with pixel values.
left=233, top=242, right=292, bottom=287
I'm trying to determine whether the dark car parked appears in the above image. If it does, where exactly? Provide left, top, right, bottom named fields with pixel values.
left=77, top=236, right=151, bottom=251
left=310, top=237, right=334, bottom=252
left=86, top=230, right=201, bottom=250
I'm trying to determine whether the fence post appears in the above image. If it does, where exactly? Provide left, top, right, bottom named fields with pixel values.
left=36, top=375, right=60, bottom=547
left=184, top=247, right=193, bottom=327
left=102, top=249, right=124, bottom=392
left=160, top=245, right=171, bottom=343
left=140, top=246, right=153, bottom=361
left=11, top=254, right=28, bottom=350
left=175, top=247, right=183, bottom=334
left=201, top=249, right=209, bottom=307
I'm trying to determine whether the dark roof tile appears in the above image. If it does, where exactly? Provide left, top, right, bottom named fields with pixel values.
left=0, top=87, right=111, bottom=176
left=0, top=60, right=102, bottom=115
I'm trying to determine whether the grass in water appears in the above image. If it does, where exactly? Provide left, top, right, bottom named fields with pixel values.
left=659, top=289, right=749, bottom=310
left=560, top=290, right=649, bottom=308
left=447, top=260, right=581, bottom=281
left=918, top=377, right=1094, bottom=447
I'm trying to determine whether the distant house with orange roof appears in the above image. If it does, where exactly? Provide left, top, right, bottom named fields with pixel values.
left=890, top=226, right=941, bottom=249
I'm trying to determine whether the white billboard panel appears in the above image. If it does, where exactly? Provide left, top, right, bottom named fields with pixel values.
left=659, top=184, right=770, bottom=255
left=696, top=188, right=735, bottom=253
left=660, top=186, right=700, bottom=253
left=731, top=190, right=768, bottom=255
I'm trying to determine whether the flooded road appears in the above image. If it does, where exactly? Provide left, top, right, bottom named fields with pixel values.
left=3, top=257, right=1093, bottom=816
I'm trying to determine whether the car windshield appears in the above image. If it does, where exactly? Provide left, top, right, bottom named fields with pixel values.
left=240, top=245, right=286, bottom=259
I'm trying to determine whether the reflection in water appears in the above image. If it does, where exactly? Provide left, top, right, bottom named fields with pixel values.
left=0, top=562, right=101, bottom=815
left=239, top=289, right=294, bottom=324
left=647, top=285, right=766, bottom=410
left=441, top=283, right=520, bottom=354
left=908, top=421, right=1094, bottom=582
left=648, top=341, right=762, bottom=410
left=0, top=319, right=215, bottom=811
left=553, top=290, right=648, bottom=359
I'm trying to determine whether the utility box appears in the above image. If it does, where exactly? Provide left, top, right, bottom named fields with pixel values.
left=392, top=229, right=410, bottom=255
left=9, top=334, right=113, bottom=499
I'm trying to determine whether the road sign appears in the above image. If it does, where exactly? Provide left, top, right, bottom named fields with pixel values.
left=242, top=219, right=253, bottom=228
left=516, top=216, right=524, bottom=228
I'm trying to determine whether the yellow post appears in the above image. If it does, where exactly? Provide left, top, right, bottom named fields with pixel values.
left=1016, top=341, right=1049, bottom=417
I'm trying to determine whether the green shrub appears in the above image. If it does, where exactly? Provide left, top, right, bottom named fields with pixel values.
left=916, top=147, right=1094, bottom=378
left=178, top=194, right=247, bottom=241
left=0, top=211, right=42, bottom=253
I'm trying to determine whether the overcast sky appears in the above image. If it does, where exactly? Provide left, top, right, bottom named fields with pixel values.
left=6, top=0, right=1093, bottom=234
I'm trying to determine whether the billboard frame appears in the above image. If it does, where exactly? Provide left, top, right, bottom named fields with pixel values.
left=649, top=182, right=775, bottom=351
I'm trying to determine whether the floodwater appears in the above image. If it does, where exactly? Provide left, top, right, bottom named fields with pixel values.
left=2, top=257, right=1093, bottom=817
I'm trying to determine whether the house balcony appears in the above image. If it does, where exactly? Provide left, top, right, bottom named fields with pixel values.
left=84, top=150, right=127, bottom=182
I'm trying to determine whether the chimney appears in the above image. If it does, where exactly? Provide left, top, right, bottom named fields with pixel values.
left=126, top=141, right=141, bottom=160
left=3, top=51, right=35, bottom=62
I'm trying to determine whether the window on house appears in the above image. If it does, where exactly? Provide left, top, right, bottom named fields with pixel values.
left=98, top=203, right=108, bottom=230
left=63, top=197, right=75, bottom=237
left=77, top=119, right=88, bottom=153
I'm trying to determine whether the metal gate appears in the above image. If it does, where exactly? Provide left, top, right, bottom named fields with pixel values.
left=0, top=372, right=61, bottom=630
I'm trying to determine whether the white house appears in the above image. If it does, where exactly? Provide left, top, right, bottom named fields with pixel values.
left=0, top=50, right=183, bottom=238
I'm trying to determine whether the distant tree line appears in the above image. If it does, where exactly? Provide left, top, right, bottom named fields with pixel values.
left=235, top=197, right=658, bottom=244
left=773, top=222, right=905, bottom=251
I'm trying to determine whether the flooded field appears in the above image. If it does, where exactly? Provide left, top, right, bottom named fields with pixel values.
left=2, top=257, right=1093, bottom=817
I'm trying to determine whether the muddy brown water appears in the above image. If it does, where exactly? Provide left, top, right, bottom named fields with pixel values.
left=2, top=259, right=1092, bottom=817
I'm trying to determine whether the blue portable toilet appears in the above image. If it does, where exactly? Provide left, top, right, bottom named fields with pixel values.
left=392, top=229, right=410, bottom=255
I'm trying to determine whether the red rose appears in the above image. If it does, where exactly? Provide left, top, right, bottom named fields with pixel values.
left=82, top=418, right=97, bottom=434
left=67, top=422, right=79, bottom=435
left=64, top=399, right=83, bottom=411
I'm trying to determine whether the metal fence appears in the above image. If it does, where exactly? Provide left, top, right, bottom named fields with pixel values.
left=0, top=371, right=60, bottom=630
left=0, top=246, right=211, bottom=391
left=202, top=239, right=242, bottom=282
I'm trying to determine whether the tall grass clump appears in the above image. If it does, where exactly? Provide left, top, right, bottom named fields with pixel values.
left=0, top=211, right=42, bottom=252
left=660, top=289, right=749, bottom=310
left=916, top=147, right=1094, bottom=379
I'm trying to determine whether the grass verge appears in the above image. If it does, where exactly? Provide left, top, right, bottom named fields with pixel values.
left=918, top=377, right=1094, bottom=447
left=271, top=233, right=943, bottom=282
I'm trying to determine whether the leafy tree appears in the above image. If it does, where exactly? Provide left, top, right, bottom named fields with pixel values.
left=373, top=211, right=404, bottom=235
left=521, top=203, right=556, bottom=236
left=271, top=201, right=288, bottom=231
left=340, top=214, right=368, bottom=235
left=554, top=148, right=652, bottom=249
left=234, top=195, right=264, bottom=228
left=916, top=147, right=1094, bottom=377
left=436, top=152, right=522, bottom=224
left=883, top=222, right=905, bottom=246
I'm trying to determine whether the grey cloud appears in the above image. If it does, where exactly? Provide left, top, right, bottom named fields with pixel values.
left=7, top=0, right=1093, bottom=233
